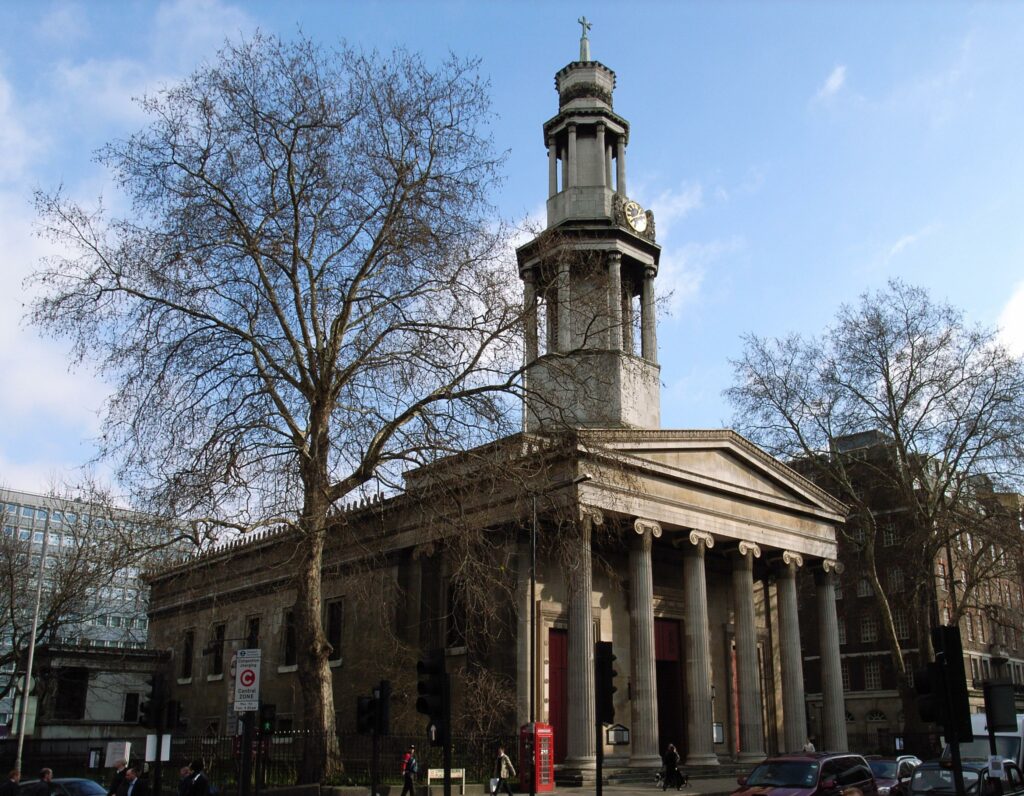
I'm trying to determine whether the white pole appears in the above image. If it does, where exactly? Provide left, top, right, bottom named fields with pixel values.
left=15, top=509, right=52, bottom=771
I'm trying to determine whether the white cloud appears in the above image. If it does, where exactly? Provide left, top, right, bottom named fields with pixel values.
left=997, top=281, right=1024, bottom=356
left=153, top=0, right=256, bottom=70
left=658, top=237, right=743, bottom=316
left=649, top=182, right=703, bottom=241
left=884, top=222, right=938, bottom=262
left=0, top=71, right=43, bottom=183
left=814, top=65, right=847, bottom=103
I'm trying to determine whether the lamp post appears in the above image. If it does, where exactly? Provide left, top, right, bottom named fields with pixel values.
left=528, top=473, right=591, bottom=796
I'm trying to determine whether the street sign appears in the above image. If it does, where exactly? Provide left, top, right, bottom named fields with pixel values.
left=233, top=648, right=261, bottom=712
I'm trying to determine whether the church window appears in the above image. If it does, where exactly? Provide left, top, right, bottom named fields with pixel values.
left=325, top=599, right=344, bottom=662
left=180, top=629, right=194, bottom=679
left=210, top=622, right=226, bottom=676
left=54, top=667, right=89, bottom=720
left=245, top=616, right=260, bottom=648
left=861, top=615, right=878, bottom=643
left=123, top=692, right=140, bottom=723
left=282, top=610, right=297, bottom=667
left=864, top=660, right=882, bottom=690
left=866, top=708, right=887, bottom=722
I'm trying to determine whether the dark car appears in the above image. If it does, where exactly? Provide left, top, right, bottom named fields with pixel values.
left=20, top=779, right=108, bottom=796
left=735, top=752, right=880, bottom=796
left=866, top=755, right=922, bottom=796
left=910, top=760, right=1024, bottom=796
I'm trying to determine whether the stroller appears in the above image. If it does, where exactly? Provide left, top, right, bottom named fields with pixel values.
left=654, top=767, right=688, bottom=790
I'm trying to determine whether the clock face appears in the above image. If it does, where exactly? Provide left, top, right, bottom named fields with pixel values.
left=623, top=200, right=648, bottom=232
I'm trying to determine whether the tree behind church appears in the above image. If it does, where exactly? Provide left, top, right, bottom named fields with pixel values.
left=727, top=279, right=1024, bottom=733
left=30, top=34, right=523, bottom=782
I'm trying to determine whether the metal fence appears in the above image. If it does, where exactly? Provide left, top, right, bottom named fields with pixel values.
left=1, top=732, right=509, bottom=793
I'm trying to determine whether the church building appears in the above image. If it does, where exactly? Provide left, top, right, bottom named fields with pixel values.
left=145, top=29, right=850, bottom=778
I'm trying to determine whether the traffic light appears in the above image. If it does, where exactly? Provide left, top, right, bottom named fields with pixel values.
left=375, top=681, right=391, bottom=736
left=139, top=673, right=166, bottom=729
left=356, top=695, right=378, bottom=734
left=914, top=662, right=946, bottom=725
left=259, top=703, right=277, bottom=735
left=932, top=625, right=973, bottom=741
left=416, top=649, right=448, bottom=746
left=594, top=641, right=617, bottom=724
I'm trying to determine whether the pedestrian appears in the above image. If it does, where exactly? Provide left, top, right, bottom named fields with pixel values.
left=399, top=745, right=418, bottom=796
left=24, top=769, right=53, bottom=796
left=0, top=770, right=20, bottom=796
left=177, top=767, right=191, bottom=796
left=662, top=744, right=681, bottom=791
left=107, top=760, right=128, bottom=796
left=492, top=744, right=516, bottom=796
left=184, top=760, right=209, bottom=796
left=116, top=768, right=148, bottom=796
left=802, top=738, right=816, bottom=753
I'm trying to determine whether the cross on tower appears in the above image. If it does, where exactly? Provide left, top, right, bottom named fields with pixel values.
left=578, top=16, right=592, bottom=60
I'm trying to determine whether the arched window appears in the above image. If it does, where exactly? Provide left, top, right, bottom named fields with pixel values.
left=866, top=709, right=887, bottom=722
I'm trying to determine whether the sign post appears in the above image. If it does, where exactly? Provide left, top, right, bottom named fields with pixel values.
left=234, top=650, right=261, bottom=796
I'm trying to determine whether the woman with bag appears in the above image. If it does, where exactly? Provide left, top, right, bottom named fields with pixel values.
left=662, top=744, right=682, bottom=791
left=492, top=744, right=516, bottom=796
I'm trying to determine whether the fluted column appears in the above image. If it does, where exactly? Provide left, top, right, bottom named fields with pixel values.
left=776, top=551, right=808, bottom=752
left=568, top=125, right=578, bottom=188
left=595, top=124, right=607, bottom=188
left=548, top=136, right=558, bottom=197
left=557, top=261, right=571, bottom=352
left=683, top=530, right=719, bottom=766
left=523, top=269, right=538, bottom=363
left=816, top=560, right=848, bottom=752
left=732, top=542, right=766, bottom=762
left=630, top=519, right=662, bottom=767
left=616, top=135, right=627, bottom=195
left=566, top=506, right=603, bottom=771
left=605, top=141, right=613, bottom=187
left=641, top=267, right=657, bottom=364
left=607, top=253, right=623, bottom=351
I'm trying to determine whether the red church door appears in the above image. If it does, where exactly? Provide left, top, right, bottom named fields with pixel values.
left=655, top=618, right=686, bottom=758
left=548, top=628, right=569, bottom=764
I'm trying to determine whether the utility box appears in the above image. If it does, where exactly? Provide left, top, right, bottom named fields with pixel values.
left=519, top=723, right=554, bottom=793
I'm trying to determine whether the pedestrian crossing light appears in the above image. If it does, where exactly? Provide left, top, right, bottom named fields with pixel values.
left=139, top=673, right=166, bottom=729
left=416, top=649, right=448, bottom=746
left=595, top=641, right=617, bottom=724
left=356, top=695, right=378, bottom=735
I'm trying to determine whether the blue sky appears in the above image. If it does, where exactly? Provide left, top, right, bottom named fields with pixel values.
left=2, top=0, right=1023, bottom=494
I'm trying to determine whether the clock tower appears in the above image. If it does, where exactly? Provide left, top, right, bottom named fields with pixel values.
left=517, top=23, right=661, bottom=431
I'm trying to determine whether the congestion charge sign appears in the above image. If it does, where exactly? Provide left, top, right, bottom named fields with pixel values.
left=233, top=649, right=261, bottom=712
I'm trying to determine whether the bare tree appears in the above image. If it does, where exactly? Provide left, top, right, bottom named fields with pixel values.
left=726, top=279, right=1024, bottom=729
left=30, top=34, right=525, bottom=781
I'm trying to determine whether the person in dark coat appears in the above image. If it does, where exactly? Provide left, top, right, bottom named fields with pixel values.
left=662, top=744, right=681, bottom=791
left=184, top=760, right=209, bottom=796
left=24, top=769, right=53, bottom=796
left=177, top=766, right=192, bottom=796
left=107, top=760, right=128, bottom=796
left=116, top=768, right=148, bottom=796
left=0, top=769, right=20, bottom=796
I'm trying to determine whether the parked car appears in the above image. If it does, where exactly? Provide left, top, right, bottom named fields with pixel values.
left=20, top=778, right=108, bottom=796
left=909, top=760, right=1024, bottom=796
left=734, top=752, right=880, bottom=796
left=866, top=755, right=923, bottom=796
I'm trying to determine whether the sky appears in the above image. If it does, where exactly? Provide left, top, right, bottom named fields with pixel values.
left=2, top=0, right=1023, bottom=495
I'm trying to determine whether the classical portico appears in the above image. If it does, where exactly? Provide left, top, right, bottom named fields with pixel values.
left=513, top=27, right=849, bottom=779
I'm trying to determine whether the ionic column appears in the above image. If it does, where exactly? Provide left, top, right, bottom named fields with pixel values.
left=596, top=124, right=607, bottom=188
left=816, top=560, right=848, bottom=752
left=523, top=269, right=538, bottom=363
left=548, top=136, right=558, bottom=197
left=605, top=142, right=613, bottom=188
left=607, top=253, right=623, bottom=351
left=732, top=542, right=766, bottom=762
left=557, top=262, right=571, bottom=352
left=683, top=530, right=719, bottom=766
left=622, top=284, right=635, bottom=356
left=776, top=551, right=808, bottom=752
left=566, top=506, right=603, bottom=771
left=568, top=125, right=578, bottom=189
left=561, top=144, right=568, bottom=191
left=641, top=267, right=658, bottom=364
left=630, top=519, right=662, bottom=767
left=616, top=135, right=627, bottom=196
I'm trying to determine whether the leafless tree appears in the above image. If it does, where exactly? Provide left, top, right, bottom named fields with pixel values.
left=30, top=34, right=526, bottom=781
left=726, top=279, right=1024, bottom=730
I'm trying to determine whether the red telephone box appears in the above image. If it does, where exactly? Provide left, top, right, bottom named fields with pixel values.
left=519, top=722, right=555, bottom=792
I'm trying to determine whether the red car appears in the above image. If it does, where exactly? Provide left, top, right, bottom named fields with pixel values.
left=735, top=752, right=880, bottom=796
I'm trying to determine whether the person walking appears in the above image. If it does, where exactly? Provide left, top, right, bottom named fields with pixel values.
left=399, top=745, right=418, bottom=796
left=23, top=769, right=53, bottom=796
left=177, top=767, right=192, bottom=796
left=0, top=770, right=20, bottom=796
left=184, top=761, right=209, bottom=796
left=107, top=760, right=128, bottom=796
left=662, top=744, right=681, bottom=791
left=116, top=768, right=148, bottom=796
left=492, top=745, right=516, bottom=796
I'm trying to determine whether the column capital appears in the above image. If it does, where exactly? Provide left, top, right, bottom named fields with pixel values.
left=607, top=250, right=622, bottom=264
left=686, top=529, right=714, bottom=552
left=568, top=123, right=577, bottom=133
left=580, top=505, right=604, bottom=526
left=779, top=550, right=804, bottom=571
left=737, top=540, right=762, bottom=559
left=814, top=558, right=845, bottom=584
left=633, top=518, right=662, bottom=538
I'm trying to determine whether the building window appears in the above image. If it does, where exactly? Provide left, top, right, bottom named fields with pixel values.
left=966, top=614, right=974, bottom=641
left=54, top=667, right=89, bottom=720
left=864, top=660, right=882, bottom=690
left=841, top=660, right=851, bottom=691
left=181, top=630, right=195, bottom=679
left=245, top=616, right=261, bottom=648
left=867, top=708, right=887, bottom=722
left=982, top=658, right=991, bottom=680
left=857, top=578, right=874, bottom=598
left=888, top=568, right=905, bottom=592
left=882, top=523, right=898, bottom=547
left=971, top=657, right=980, bottom=682
left=894, top=607, right=910, bottom=640
left=851, top=525, right=865, bottom=544
left=861, top=615, right=879, bottom=643
left=283, top=610, right=297, bottom=667
left=123, top=692, right=141, bottom=722
left=210, top=623, right=226, bottom=676
left=325, top=599, right=344, bottom=662
left=838, top=617, right=847, bottom=645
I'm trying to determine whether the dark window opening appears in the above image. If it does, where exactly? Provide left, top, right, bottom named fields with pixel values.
left=181, top=629, right=195, bottom=679
left=123, top=692, right=140, bottom=723
left=283, top=611, right=297, bottom=666
left=211, top=623, right=226, bottom=676
left=246, top=616, right=261, bottom=649
left=54, top=667, right=89, bottom=720
left=326, top=600, right=343, bottom=662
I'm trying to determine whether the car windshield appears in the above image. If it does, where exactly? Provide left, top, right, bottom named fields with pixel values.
left=870, top=762, right=899, bottom=779
left=746, top=761, right=820, bottom=788
left=911, top=768, right=981, bottom=795
left=60, top=781, right=108, bottom=796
